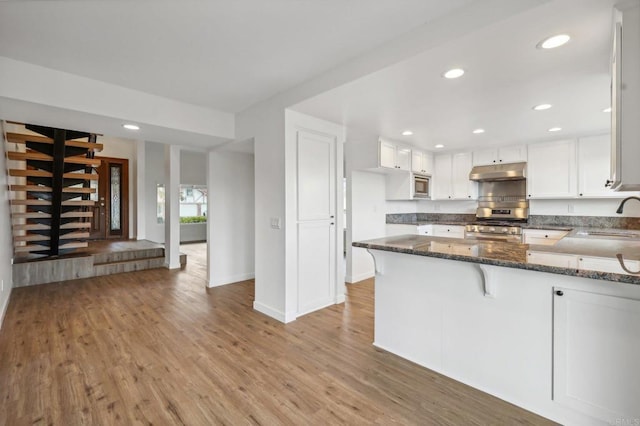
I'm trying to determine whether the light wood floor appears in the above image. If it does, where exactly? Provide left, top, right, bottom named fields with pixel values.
left=0, top=251, right=555, bottom=425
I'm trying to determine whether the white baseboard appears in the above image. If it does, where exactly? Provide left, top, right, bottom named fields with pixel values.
left=208, top=272, right=255, bottom=288
left=0, top=286, right=12, bottom=331
left=345, top=271, right=374, bottom=283
left=253, top=301, right=297, bottom=323
left=336, top=293, right=346, bottom=304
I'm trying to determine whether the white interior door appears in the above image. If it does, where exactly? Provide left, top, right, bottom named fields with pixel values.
left=297, top=130, right=336, bottom=316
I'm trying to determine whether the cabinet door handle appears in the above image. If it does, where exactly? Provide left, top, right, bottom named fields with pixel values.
left=605, top=180, right=613, bottom=188
left=555, top=290, right=564, bottom=296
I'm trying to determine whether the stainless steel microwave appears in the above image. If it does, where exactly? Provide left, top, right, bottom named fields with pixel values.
left=413, top=174, right=431, bottom=199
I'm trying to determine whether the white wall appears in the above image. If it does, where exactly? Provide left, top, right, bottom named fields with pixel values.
left=180, top=150, right=207, bottom=185
left=144, top=141, right=166, bottom=243
left=207, top=151, right=255, bottom=286
left=236, top=103, right=287, bottom=319
left=347, top=171, right=387, bottom=283
left=0, top=123, right=14, bottom=328
left=0, top=56, right=235, bottom=142
left=416, top=199, right=478, bottom=214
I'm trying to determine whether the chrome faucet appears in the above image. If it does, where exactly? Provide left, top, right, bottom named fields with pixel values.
left=616, top=196, right=640, bottom=214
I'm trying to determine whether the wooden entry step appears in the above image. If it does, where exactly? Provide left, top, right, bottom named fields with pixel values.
left=11, top=240, right=187, bottom=287
left=14, top=241, right=88, bottom=253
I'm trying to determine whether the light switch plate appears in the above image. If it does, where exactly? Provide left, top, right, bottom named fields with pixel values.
left=270, top=217, right=281, bottom=229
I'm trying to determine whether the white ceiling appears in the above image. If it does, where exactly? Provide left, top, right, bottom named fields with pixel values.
left=0, top=0, right=474, bottom=113
left=292, top=0, right=615, bottom=152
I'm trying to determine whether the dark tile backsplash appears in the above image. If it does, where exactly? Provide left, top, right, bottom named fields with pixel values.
left=386, top=213, right=640, bottom=229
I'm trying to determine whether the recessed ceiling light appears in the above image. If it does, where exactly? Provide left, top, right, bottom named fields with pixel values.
left=548, top=127, right=562, bottom=132
left=402, top=130, right=413, bottom=136
left=472, top=128, right=485, bottom=134
left=537, top=34, right=570, bottom=49
left=123, top=124, right=140, bottom=130
left=434, top=144, right=445, bottom=149
left=603, top=107, right=612, bottom=113
left=533, top=104, right=552, bottom=111
left=443, top=68, right=465, bottom=79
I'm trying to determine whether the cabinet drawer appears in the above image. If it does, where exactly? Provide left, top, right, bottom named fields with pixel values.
left=432, top=225, right=465, bottom=239
left=527, top=251, right=578, bottom=268
left=417, top=225, right=432, bottom=236
left=523, top=229, right=568, bottom=245
left=578, top=256, right=640, bottom=275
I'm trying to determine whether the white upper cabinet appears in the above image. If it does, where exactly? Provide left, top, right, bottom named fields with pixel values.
left=577, top=134, right=619, bottom=197
left=610, top=3, right=640, bottom=191
left=412, top=150, right=433, bottom=175
left=451, top=152, right=476, bottom=200
left=433, top=154, right=452, bottom=199
left=433, top=152, right=477, bottom=200
left=472, top=145, right=527, bottom=166
left=527, top=140, right=577, bottom=199
left=379, top=139, right=411, bottom=171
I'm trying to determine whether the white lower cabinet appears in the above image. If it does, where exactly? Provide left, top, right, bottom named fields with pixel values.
left=553, top=288, right=640, bottom=422
left=431, top=224, right=465, bottom=239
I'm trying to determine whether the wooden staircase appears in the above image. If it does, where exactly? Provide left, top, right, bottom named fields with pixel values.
left=6, top=124, right=102, bottom=257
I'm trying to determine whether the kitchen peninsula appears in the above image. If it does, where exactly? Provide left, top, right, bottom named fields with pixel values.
left=353, top=233, right=640, bottom=425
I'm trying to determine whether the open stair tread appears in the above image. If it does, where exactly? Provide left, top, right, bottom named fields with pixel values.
left=9, top=169, right=99, bottom=180
left=12, top=212, right=93, bottom=219
left=12, top=200, right=96, bottom=206
left=6, top=133, right=103, bottom=151
left=12, top=222, right=91, bottom=231
left=10, top=185, right=96, bottom=194
left=7, top=151, right=102, bottom=166
left=14, top=232, right=90, bottom=242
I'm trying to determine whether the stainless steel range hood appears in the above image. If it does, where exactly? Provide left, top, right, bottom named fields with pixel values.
left=469, top=162, right=526, bottom=181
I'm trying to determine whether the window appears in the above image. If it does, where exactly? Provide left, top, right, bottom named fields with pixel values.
left=179, top=185, right=207, bottom=223
left=157, top=184, right=165, bottom=224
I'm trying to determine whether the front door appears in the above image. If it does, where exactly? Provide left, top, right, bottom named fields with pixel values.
left=89, top=157, right=129, bottom=239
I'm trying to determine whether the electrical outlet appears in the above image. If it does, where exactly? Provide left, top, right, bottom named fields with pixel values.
left=568, top=204, right=575, bottom=214
left=434, top=203, right=441, bottom=212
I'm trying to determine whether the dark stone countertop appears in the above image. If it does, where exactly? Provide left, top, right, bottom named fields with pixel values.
left=353, top=234, right=640, bottom=285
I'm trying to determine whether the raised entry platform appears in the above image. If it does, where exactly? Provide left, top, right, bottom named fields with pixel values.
left=13, top=239, right=187, bottom=287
